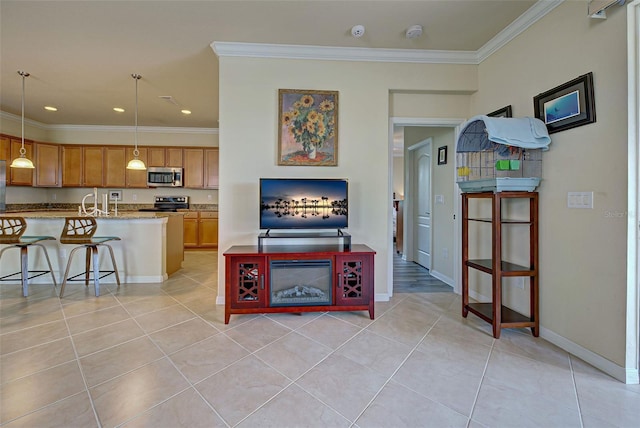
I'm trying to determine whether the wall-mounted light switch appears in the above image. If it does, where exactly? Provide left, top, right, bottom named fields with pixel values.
left=567, top=191, right=593, bottom=209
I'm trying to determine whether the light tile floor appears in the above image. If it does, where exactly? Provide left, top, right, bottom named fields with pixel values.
left=1, top=251, right=639, bottom=427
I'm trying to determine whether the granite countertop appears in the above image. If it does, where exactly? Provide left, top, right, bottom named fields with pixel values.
left=0, top=211, right=184, bottom=220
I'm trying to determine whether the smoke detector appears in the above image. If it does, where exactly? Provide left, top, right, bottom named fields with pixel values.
left=351, top=25, right=365, bottom=38
left=405, top=25, right=423, bottom=39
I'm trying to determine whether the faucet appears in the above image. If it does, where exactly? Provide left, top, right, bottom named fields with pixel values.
left=81, top=187, right=109, bottom=217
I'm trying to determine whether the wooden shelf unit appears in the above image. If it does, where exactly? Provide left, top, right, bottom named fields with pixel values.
left=224, top=244, right=375, bottom=324
left=461, top=191, right=539, bottom=338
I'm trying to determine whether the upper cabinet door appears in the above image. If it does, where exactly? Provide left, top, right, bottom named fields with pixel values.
left=183, top=148, right=204, bottom=188
left=62, top=145, right=83, bottom=187
left=166, top=148, right=183, bottom=167
left=0, top=136, right=10, bottom=163
left=125, top=147, right=148, bottom=188
left=148, top=147, right=183, bottom=167
left=104, top=146, right=126, bottom=188
left=147, top=147, right=166, bottom=167
left=9, top=138, right=34, bottom=186
left=83, top=146, right=104, bottom=187
left=34, top=142, right=61, bottom=187
left=204, top=148, right=219, bottom=189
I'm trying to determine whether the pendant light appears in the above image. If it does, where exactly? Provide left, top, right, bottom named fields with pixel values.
left=10, top=71, right=35, bottom=169
left=126, top=73, right=146, bottom=170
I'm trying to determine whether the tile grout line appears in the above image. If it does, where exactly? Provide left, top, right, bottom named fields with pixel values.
left=110, top=288, right=231, bottom=428
left=466, top=336, right=496, bottom=427
left=568, top=355, right=586, bottom=428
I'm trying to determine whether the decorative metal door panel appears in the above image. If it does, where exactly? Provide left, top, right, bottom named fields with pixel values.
left=335, top=254, right=372, bottom=306
left=229, top=256, right=265, bottom=308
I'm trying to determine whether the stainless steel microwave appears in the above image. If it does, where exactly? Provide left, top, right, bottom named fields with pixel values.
left=147, top=167, right=183, bottom=187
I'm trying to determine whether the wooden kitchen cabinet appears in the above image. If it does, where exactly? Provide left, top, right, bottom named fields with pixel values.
left=125, top=147, right=149, bottom=188
left=9, top=138, right=34, bottom=186
left=34, top=142, right=61, bottom=187
left=183, top=211, right=218, bottom=249
left=104, top=146, right=126, bottom=188
left=183, top=148, right=205, bottom=188
left=199, top=211, right=218, bottom=248
left=183, top=148, right=219, bottom=189
left=62, top=145, right=83, bottom=187
left=0, top=136, right=10, bottom=162
left=148, top=147, right=183, bottom=167
left=183, top=212, right=199, bottom=248
left=83, top=146, right=104, bottom=187
left=204, top=148, right=219, bottom=189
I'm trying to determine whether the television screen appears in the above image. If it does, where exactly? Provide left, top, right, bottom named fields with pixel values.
left=260, top=178, right=348, bottom=230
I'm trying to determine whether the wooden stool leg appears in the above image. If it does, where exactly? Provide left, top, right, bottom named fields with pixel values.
left=103, top=244, right=121, bottom=287
left=84, top=247, right=92, bottom=286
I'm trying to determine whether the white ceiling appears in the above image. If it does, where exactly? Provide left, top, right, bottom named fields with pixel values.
left=0, top=0, right=541, bottom=129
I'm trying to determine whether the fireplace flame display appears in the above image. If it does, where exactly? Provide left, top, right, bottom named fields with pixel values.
left=270, top=260, right=332, bottom=306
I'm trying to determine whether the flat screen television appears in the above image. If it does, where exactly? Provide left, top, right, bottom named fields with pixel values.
left=260, top=178, right=348, bottom=230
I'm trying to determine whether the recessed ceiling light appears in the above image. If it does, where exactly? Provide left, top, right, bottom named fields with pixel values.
left=113, top=107, right=125, bottom=113
left=181, top=109, right=191, bottom=115
left=44, top=106, right=58, bottom=112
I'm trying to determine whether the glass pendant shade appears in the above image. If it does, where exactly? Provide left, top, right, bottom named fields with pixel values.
left=126, top=73, right=146, bottom=170
left=10, top=155, right=35, bottom=169
left=11, top=70, right=35, bottom=169
left=126, top=157, right=146, bottom=170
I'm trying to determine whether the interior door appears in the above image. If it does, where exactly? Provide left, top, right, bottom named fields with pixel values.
left=415, top=143, right=431, bottom=269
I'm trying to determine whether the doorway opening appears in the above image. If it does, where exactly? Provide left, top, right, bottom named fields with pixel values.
left=388, top=117, right=465, bottom=299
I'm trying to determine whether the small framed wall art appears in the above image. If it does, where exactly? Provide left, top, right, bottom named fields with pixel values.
left=437, top=146, right=447, bottom=165
left=487, top=105, right=513, bottom=118
left=278, top=89, right=338, bottom=166
left=533, top=72, right=596, bottom=134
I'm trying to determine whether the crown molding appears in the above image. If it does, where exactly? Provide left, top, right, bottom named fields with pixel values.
left=477, top=0, right=564, bottom=62
left=0, top=111, right=218, bottom=134
left=212, top=41, right=479, bottom=64
left=212, top=0, right=564, bottom=65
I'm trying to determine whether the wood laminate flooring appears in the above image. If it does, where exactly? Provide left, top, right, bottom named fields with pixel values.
left=393, top=252, right=453, bottom=293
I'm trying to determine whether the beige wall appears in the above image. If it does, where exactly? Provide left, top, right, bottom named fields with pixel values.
left=217, top=57, right=476, bottom=300
left=472, top=2, right=629, bottom=366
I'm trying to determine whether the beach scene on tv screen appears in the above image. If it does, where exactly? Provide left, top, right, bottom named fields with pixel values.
left=260, top=179, right=348, bottom=229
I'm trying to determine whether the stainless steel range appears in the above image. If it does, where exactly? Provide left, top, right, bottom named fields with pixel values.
left=138, top=195, right=189, bottom=212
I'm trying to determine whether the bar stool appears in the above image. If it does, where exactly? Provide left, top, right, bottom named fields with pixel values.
left=59, top=217, right=121, bottom=297
left=0, top=217, right=57, bottom=297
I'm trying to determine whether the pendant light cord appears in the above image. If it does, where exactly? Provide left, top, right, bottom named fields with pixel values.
left=18, top=71, right=30, bottom=156
left=132, top=73, right=141, bottom=157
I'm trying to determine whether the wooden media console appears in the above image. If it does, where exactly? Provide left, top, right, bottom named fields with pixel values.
left=223, top=244, right=375, bottom=324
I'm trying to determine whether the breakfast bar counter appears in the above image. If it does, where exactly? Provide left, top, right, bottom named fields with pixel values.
left=0, top=211, right=184, bottom=284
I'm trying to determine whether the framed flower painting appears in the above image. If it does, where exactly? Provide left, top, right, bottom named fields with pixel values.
left=278, top=89, right=339, bottom=166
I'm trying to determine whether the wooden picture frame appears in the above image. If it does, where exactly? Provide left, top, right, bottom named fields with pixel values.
left=487, top=105, right=513, bottom=118
left=437, top=146, right=447, bottom=165
left=533, top=72, right=596, bottom=134
left=278, top=89, right=338, bottom=166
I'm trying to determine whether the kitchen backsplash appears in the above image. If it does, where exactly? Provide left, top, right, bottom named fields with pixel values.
left=5, top=203, right=217, bottom=212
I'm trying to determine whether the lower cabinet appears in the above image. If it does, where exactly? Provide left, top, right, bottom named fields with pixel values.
left=223, top=244, right=375, bottom=323
left=183, top=211, right=218, bottom=249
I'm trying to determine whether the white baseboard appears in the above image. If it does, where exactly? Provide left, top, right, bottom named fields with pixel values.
left=375, top=293, right=390, bottom=302
left=429, top=269, right=454, bottom=287
left=540, top=326, right=639, bottom=384
left=216, top=295, right=225, bottom=305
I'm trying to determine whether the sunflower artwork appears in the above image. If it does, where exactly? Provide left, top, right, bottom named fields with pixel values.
left=278, top=89, right=338, bottom=166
